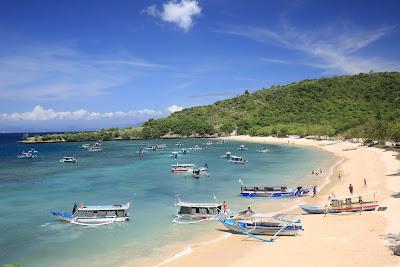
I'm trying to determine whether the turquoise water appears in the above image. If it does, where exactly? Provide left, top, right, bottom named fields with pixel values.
left=0, top=135, right=334, bottom=266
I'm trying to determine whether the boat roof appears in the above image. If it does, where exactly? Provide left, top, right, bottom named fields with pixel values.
left=331, top=192, right=377, bottom=200
left=78, top=203, right=130, bottom=211
left=241, top=185, right=289, bottom=188
left=176, top=201, right=222, bottom=208
left=171, top=163, right=195, bottom=167
left=231, top=155, right=244, bottom=159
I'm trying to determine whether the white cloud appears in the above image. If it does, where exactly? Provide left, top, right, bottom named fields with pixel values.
left=144, top=0, right=202, bottom=32
left=167, top=105, right=183, bottom=113
left=0, top=105, right=162, bottom=121
left=222, top=21, right=400, bottom=74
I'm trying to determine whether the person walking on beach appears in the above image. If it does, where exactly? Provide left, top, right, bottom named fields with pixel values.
left=349, top=184, right=354, bottom=195
left=313, top=186, right=317, bottom=197
left=364, top=178, right=367, bottom=188
left=338, top=173, right=341, bottom=181
left=223, top=201, right=228, bottom=213
left=319, top=169, right=322, bottom=174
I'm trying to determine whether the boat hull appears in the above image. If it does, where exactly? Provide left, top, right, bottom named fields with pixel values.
left=220, top=218, right=302, bottom=236
left=300, top=204, right=379, bottom=214
left=241, top=192, right=297, bottom=198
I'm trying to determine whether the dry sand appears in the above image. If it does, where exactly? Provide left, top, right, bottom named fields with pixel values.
left=130, top=136, right=400, bottom=267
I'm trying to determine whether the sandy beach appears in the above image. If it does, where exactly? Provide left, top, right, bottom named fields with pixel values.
left=132, top=135, right=400, bottom=267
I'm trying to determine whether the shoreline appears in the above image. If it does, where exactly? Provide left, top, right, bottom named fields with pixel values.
left=130, top=135, right=400, bottom=267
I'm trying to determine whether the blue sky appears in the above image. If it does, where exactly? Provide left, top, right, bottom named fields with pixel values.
left=0, top=0, right=399, bottom=132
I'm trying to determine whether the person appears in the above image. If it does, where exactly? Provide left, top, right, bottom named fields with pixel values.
left=338, top=173, right=341, bottom=181
left=204, top=163, right=208, bottom=168
left=223, top=201, right=228, bottom=213
left=349, top=184, right=354, bottom=194
left=312, top=170, right=314, bottom=175
left=313, top=186, right=317, bottom=197
left=239, top=206, right=254, bottom=215
left=364, top=178, right=367, bottom=188
left=72, top=203, right=78, bottom=214
left=320, top=169, right=322, bottom=174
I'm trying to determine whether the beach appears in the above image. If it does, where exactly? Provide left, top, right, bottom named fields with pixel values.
left=138, top=135, right=400, bottom=267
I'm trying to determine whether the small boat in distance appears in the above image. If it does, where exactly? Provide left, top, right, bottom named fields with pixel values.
left=189, top=145, right=203, bottom=150
left=219, top=214, right=303, bottom=242
left=179, top=148, right=189, bottom=154
left=17, top=151, right=37, bottom=159
left=144, top=145, right=157, bottom=151
left=170, top=163, right=195, bottom=173
left=173, top=195, right=225, bottom=224
left=170, top=151, right=179, bottom=158
left=220, top=151, right=232, bottom=159
left=81, top=144, right=90, bottom=148
left=59, top=156, right=77, bottom=163
left=237, top=144, right=248, bottom=151
left=256, top=148, right=269, bottom=153
left=204, top=141, right=213, bottom=146
left=300, top=192, right=378, bottom=214
left=51, top=202, right=131, bottom=226
left=229, top=155, right=248, bottom=164
left=176, top=142, right=183, bottom=147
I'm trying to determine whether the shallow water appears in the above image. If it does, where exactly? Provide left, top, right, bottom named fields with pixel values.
left=0, top=134, right=334, bottom=266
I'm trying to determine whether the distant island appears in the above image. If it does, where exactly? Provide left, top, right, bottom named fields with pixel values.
left=23, top=72, right=400, bottom=144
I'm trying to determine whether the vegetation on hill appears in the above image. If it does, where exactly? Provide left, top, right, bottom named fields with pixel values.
left=24, top=72, right=400, bottom=143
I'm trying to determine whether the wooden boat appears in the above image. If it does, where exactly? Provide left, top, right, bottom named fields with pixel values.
left=51, top=202, right=130, bottom=226
left=300, top=192, right=378, bottom=214
left=173, top=195, right=225, bottom=224
left=229, top=155, right=248, bottom=164
left=239, top=179, right=309, bottom=198
left=219, top=214, right=303, bottom=242
left=59, top=156, right=77, bottom=163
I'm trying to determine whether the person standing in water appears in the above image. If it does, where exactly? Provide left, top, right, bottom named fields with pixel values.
left=349, top=184, right=354, bottom=195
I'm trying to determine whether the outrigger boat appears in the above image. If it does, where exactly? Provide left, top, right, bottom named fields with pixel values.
left=220, top=151, right=232, bottom=159
left=170, top=151, right=179, bottom=158
left=176, top=142, right=183, bottom=147
left=204, top=141, right=213, bottom=146
left=239, top=180, right=309, bottom=198
left=59, top=156, right=77, bottom=163
left=189, top=145, right=203, bottom=151
left=256, top=148, right=269, bottom=153
left=171, top=163, right=208, bottom=173
left=81, top=144, right=90, bottom=148
left=157, top=144, right=167, bottom=149
left=87, top=142, right=102, bottom=152
left=300, top=192, right=378, bottom=214
left=230, top=155, right=248, bottom=164
left=179, top=148, right=190, bottom=154
left=51, top=202, right=130, bottom=226
left=144, top=145, right=157, bottom=151
left=237, top=144, right=248, bottom=151
left=173, top=195, right=225, bottom=224
left=17, top=151, right=37, bottom=159
left=219, top=214, right=303, bottom=242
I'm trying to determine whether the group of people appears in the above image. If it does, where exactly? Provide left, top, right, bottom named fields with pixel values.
left=311, top=169, right=323, bottom=176
left=222, top=201, right=254, bottom=216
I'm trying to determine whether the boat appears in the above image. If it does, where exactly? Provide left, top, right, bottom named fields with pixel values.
left=179, top=148, right=190, bottom=154
left=28, top=148, right=39, bottom=154
left=189, top=145, right=203, bottom=151
left=256, top=148, right=269, bottom=153
left=173, top=195, right=225, bottom=224
left=88, top=147, right=102, bottom=152
left=17, top=151, right=37, bottom=159
left=237, top=144, right=248, bottom=151
left=176, top=142, right=183, bottom=147
left=229, top=155, right=248, bottom=164
left=157, top=144, right=167, bottom=149
left=81, top=144, right=90, bottom=148
left=300, top=192, right=378, bottom=214
left=144, top=145, right=157, bottom=151
left=191, top=167, right=209, bottom=178
left=220, top=151, right=232, bottom=159
left=59, top=156, right=77, bottom=163
left=51, top=202, right=130, bottom=226
left=170, top=151, right=179, bottom=158
left=170, top=163, right=195, bottom=173
left=204, top=141, right=213, bottom=146
left=240, top=185, right=309, bottom=198
left=219, top=214, right=303, bottom=242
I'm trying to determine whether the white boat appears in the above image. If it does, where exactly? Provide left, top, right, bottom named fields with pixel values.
left=230, top=155, right=248, bottom=164
left=173, top=195, right=225, bottom=224
left=17, top=151, right=37, bottom=159
left=179, top=148, right=190, bottom=154
left=81, top=144, right=90, bottom=148
left=144, top=145, right=157, bottom=151
left=256, top=148, right=269, bottom=153
left=170, top=151, right=179, bottom=158
left=170, top=163, right=195, bottom=173
left=157, top=144, right=167, bottom=149
left=220, top=151, right=232, bottom=159
left=51, top=202, right=131, bottom=226
left=204, top=141, right=213, bottom=146
left=176, top=142, right=183, bottom=147
left=189, top=145, right=203, bottom=151
left=88, top=147, right=102, bottom=152
left=237, top=144, right=248, bottom=151
left=59, top=156, right=77, bottom=163
left=28, top=148, right=39, bottom=154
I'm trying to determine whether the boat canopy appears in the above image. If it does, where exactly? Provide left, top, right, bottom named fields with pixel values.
left=331, top=192, right=377, bottom=200
left=171, top=163, right=195, bottom=167
left=176, top=201, right=222, bottom=208
left=241, top=186, right=289, bottom=192
left=78, top=203, right=130, bottom=211
left=231, top=156, right=244, bottom=160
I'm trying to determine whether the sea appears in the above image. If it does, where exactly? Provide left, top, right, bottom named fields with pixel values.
left=0, top=133, right=335, bottom=266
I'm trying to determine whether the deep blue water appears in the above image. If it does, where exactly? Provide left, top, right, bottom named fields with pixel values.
left=0, top=134, right=334, bottom=266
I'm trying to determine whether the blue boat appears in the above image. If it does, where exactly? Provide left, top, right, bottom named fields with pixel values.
left=240, top=185, right=309, bottom=198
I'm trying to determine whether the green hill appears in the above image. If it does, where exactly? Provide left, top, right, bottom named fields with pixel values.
left=24, top=72, right=400, bottom=143
left=142, top=72, right=400, bottom=141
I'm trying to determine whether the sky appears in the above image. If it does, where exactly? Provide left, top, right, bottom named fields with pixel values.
left=0, top=0, right=399, bottom=132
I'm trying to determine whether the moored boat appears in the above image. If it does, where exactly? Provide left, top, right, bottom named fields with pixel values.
left=229, top=155, right=248, bottom=164
left=170, top=151, right=179, bottom=158
left=256, top=148, right=269, bottom=153
left=300, top=192, right=378, bottom=214
left=220, top=151, right=232, bottom=159
left=219, top=214, right=303, bottom=242
left=170, top=163, right=195, bottom=173
left=59, top=156, right=77, bottom=163
left=237, top=144, right=248, bottom=151
left=17, top=151, right=37, bottom=159
left=239, top=179, right=309, bottom=198
left=179, top=148, right=190, bottom=154
left=51, top=202, right=131, bottom=226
